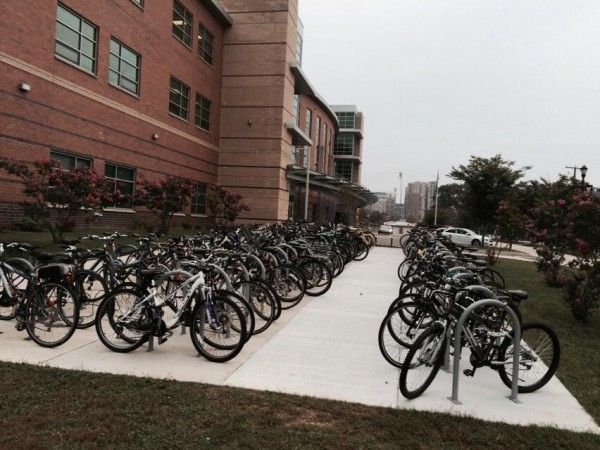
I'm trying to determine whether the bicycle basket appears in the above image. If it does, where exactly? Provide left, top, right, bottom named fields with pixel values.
left=36, top=263, right=75, bottom=282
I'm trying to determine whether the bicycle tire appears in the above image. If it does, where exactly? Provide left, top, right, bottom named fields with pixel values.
left=190, top=293, right=247, bottom=363
left=24, top=282, right=79, bottom=348
left=399, top=323, right=446, bottom=399
left=378, top=301, right=435, bottom=368
left=497, top=322, right=560, bottom=393
left=234, top=280, right=276, bottom=335
left=95, top=289, right=151, bottom=353
left=74, top=269, right=108, bottom=329
left=299, top=258, right=333, bottom=297
left=272, top=264, right=306, bottom=309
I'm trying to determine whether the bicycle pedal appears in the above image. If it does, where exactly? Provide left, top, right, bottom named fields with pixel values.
left=463, top=369, right=475, bottom=377
left=15, top=322, right=25, bottom=331
left=158, top=331, right=173, bottom=345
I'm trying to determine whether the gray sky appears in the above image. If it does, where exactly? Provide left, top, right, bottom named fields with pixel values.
left=299, top=0, right=600, bottom=194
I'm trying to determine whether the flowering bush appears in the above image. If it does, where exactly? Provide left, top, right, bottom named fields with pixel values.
left=0, top=158, right=124, bottom=242
left=561, top=267, right=600, bottom=321
left=529, top=190, right=600, bottom=320
left=134, top=175, right=195, bottom=235
left=206, top=185, right=250, bottom=226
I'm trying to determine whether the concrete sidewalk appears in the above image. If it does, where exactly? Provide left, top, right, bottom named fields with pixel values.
left=0, top=246, right=598, bottom=434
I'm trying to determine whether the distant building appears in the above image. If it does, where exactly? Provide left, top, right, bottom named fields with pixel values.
left=404, top=181, right=436, bottom=221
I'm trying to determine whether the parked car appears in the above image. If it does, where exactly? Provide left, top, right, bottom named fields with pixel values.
left=440, top=227, right=494, bottom=247
left=378, top=224, right=393, bottom=235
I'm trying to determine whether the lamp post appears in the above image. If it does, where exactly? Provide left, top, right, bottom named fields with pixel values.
left=581, top=165, right=588, bottom=191
left=566, top=164, right=589, bottom=190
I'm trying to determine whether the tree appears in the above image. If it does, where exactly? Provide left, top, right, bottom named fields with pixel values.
left=134, top=175, right=195, bottom=235
left=368, top=210, right=385, bottom=225
left=206, top=185, right=250, bottom=226
left=0, top=158, right=121, bottom=243
left=449, top=155, right=529, bottom=234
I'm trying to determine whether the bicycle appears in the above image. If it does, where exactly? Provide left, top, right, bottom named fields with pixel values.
left=95, top=266, right=247, bottom=362
left=0, top=243, right=80, bottom=348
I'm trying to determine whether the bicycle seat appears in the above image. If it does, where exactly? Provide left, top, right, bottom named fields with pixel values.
left=507, top=290, right=528, bottom=301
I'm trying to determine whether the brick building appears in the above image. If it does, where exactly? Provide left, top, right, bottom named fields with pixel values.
left=0, top=0, right=375, bottom=229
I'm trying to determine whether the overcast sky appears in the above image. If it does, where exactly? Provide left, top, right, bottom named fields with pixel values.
left=298, top=0, right=600, bottom=194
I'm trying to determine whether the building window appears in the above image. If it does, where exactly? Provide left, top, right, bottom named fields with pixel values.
left=55, top=4, right=98, bottom=73
left=172, top=0, right=193, bottom=48
left=294, top=97, right=301, bottom=126
left=334, top=134, right=355, bottom=155
left=198, top=24, right=215, bottom=65
left=51, top=151, right=91, bottom=169
left=169, top=77, right=190, bottom=120
left=105, top=164, right=135, bottom=208
left=194, top=94, right=212, bottom=131
left=335, top=160, right=353, bottom=181
left=109, top=39, right=141, bottom=95
left=296, top=31, right=303, bottom=66
left=130, top=0, right=144, bottom=7
left=191, top=183, right=207, bottom=215
left=336, top=112, right=356, bottom=129
left=305, top=109, right=312, bottom=138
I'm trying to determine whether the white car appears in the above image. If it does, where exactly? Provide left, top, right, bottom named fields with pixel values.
left=378, top=224, right=393, bottom=235
left=440, top=227, right=494, bottom=247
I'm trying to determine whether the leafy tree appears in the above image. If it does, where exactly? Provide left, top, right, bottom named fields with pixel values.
left=134, top=175, right=195, bottom=235
left=449, top=155, right=529, bottom=235
left=368, top=210, right=385, bottom=225
left=207, top=185, right=250, bottom=226
left=0, top=158, right=121, bottom=243
left=420, top=207, right=456, bottom=227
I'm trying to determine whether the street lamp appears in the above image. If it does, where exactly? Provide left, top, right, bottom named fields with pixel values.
left=581, top=165, right=588, bottom=190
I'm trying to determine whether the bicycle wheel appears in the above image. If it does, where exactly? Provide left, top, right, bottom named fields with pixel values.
left=497, top=322, right=560, bottom=393
left=95, top=289, right=151, bottom=353
left=272, top=265, right=305, bottom=309
left=378, top=301, right=435, bottom=368
left=23, top=282, right=79, bottom=348
left=235, top=280, right=276, bottom=335
left=74, top=269, right=108, bottom=329
left=478, top=268, right=506, bottom=290
left=353, top=241, right=370, bottom=261
left=190, top=293, right=247, bottom=363
left=397, top=259, right=412, bottom=281
left=215, top=289, right=254, bottom=341
left=299, top=258, right=333, bottom=297
left=0, top=270, right=22, bottom=321
left=399, top=323, right=446, bottom=399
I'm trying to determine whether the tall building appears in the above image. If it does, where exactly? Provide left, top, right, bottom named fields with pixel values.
left=0, top=0, right=375, bottom=228
left=404, top=181, right=436, bottom=221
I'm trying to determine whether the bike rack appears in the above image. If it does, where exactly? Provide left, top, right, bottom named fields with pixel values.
left=446, top=299, right=522, bottom=405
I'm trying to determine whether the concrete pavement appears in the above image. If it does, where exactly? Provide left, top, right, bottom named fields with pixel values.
left=0, top=246, right=598, bottom=434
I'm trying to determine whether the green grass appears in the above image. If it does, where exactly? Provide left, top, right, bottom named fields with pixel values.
left=1, top=234, right=599, bottom=448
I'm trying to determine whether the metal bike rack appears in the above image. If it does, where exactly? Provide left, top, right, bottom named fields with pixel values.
left=447, top=299, right=522, bottom=405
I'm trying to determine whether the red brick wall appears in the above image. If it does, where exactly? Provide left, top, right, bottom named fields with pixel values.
left=0, top=0, right=227, bottom=230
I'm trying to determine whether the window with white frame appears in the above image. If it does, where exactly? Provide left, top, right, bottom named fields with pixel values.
left=198, top=24, right=215, bottom=65
left=109, top=39, right=141, bottom=95
left=194, top=93, right=212, bottom=131
left=105, top=163, right=135, bottom=208
left=191, top=183, right=207, bottom=215
left=55, top=4, right=97, bottom=73
left=50, top=150, right=92, bottom=170
left=172, top=0, right=193, bottom=48
left=169, top=77, right=190, bottom=120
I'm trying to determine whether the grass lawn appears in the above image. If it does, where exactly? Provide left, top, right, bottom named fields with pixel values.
left=0, top=232, right=599, bottom=448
